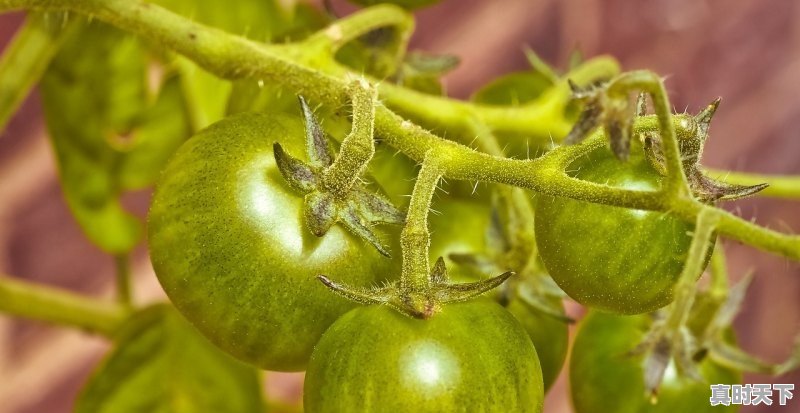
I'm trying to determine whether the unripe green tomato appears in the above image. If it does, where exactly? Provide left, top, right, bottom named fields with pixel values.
left=535, top=145, right=707, bottom=314
left=570, top=311, right=741, bottom=413
left=147, top=112, right=397, bottom=371
left=304, top=301, right=544, bottom=412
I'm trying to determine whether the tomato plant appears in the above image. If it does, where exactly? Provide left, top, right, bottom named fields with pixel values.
left=1, top=1, right=798, bottom=412
left=148, top=112, right=398, bottom=371
left=570, top=310, right=741, bottom=413
left=535, top=143, right=702, bottom=315
left=304, top=300, right=544, bottom=412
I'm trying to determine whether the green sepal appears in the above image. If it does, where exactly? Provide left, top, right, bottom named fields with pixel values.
left=274, top=96, right=405, bottom=257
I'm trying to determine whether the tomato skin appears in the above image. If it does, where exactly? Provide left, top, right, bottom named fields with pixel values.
left=304, top=301, right=544, bottom=413
left=147, top=113, right=396, bottom=371
left=535, top=146, right=699, bottom=314
left=570, top=311, right=741, bottom=413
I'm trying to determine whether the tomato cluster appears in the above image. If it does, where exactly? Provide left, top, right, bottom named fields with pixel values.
left=148, top=109, right=732, bottom=411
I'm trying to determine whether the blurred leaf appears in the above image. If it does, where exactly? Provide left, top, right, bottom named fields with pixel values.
left=348, top=0, right=441, bottom=10
left=393, top=51, right=459, bottom=95
left=75, top=305, right=264, bottom=413
left=41, top=22, right=149, bottom=254
left=471, top=50, right=561, bottom=106
left=117, top=76, right=191, bottom=190
left=0, top=12, right=78, bottom=132
left=336, top=27, right=404, bottom=79
left=471, top=72, right=555, bottom=106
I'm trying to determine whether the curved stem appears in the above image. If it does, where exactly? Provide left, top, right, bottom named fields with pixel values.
left=0, top=275, right=129, bottom=336
left=321, top=78, right=376, bottom=198
left=305, top=3, right=413, bottom=52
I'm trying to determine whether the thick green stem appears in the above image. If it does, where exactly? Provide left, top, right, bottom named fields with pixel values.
left=0, top=275, right=129, bottom=336
left=399, top=152, right=442, bottom=295
left=321, top=78, right=376, bottom=198
left=0, top=11, right=77, bottom=131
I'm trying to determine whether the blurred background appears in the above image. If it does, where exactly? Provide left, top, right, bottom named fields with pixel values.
left=1, top=0, right=798, bottom=412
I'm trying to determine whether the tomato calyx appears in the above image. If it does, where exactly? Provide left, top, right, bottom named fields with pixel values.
left=630, top=276, right=793, bottom=400
left=318, top=257, right=514, bottom=318
left=641, top=98, right=768, bottom=202
left=563, top=79, right=768, bottom=202
left=563, top=79, right=635, bottom=160
left=274, top=96, right=405, bottom=257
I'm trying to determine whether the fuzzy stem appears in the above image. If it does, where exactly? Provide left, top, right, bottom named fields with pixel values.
left=321, top=78, right=376, bottom=198
left=400, top=152, right=442, bottom=296
left=0, top=275, right=129, bottom=336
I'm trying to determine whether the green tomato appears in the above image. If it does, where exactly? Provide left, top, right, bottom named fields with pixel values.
left=304, top=301, right=544, bottom=412
left=429, top=197, right=568, bottom=391
left=535, top=145, right=703, bottom=314
left=147, top=112, right=397, bottom=371
left=570, top=311, right=741, bottom=413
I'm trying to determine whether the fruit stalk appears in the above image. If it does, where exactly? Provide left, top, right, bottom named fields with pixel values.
left=321, top=78, right=377, bottom=198
left=399, top=152, right=442, bottom=298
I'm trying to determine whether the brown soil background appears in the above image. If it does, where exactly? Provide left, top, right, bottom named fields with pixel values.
left=1, top=0, right=798, bottom=412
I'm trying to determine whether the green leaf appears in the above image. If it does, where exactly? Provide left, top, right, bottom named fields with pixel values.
left=41, top=20, right=192, bottom=254
left=393, top=52, right=459, bottom=95
left=471, top=72, right=555, bottom=106
left=41, top=22, right=149, bottom=254
left=0, top=12, right=78, bottom=132
left=471, top=50, right=561, bottom=106
left=117, top=76, right=192, bottom=190
left=75, top=305, right=264, bottom=413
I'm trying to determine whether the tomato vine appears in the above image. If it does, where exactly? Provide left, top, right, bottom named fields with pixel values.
left=0, top=0, right=799, bottom=410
